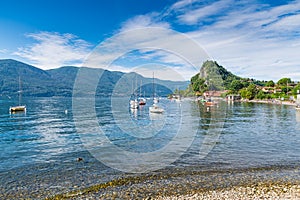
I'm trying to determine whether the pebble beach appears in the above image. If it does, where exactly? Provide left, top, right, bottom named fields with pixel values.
left=158, top=183, right=300, bottom=200
left=44, top=165, right=300, bottom=200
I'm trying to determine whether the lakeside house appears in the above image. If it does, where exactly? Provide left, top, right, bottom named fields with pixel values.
left=203, top=90, right=228, bottom=98
left=261, top=87, right=282, bottom=94
left=226, top=94, right=241, bottom=101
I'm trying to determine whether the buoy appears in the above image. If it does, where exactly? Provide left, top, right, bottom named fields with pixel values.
left=65, top=109, right=68, bottom=114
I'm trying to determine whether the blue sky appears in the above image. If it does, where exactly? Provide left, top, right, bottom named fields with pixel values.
left=0, top=0, right=300, bottom=81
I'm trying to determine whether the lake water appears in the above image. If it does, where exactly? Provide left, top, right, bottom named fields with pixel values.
left=1, top=97, right=300, bottom=198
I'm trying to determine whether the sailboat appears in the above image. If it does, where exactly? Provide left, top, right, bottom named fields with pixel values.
left=138, top=80, right=146, bottom=105
left=130, top=99, right=139, bottom=109
left=129, top=79, right=139, bottom=109
left=149, top=73, right=164, bottom=114
left=10, top=77, right=26, bottom=113
left=296, top=94, right=300, bottom=111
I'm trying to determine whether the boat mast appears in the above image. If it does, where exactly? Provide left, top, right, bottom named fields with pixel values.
left=152, top=72, right=155, bottom=101
left=135, top=75, right=138, bottom=99
left=140, top=80, right=142, bottom=98
left=18, top=76, right=22, bottom=106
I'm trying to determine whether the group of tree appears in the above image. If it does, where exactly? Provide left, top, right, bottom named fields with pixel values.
left=188, top=60, right=300, bottom=100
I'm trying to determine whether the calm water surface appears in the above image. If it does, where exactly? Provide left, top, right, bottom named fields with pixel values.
left=0, top=97, right=300, bottom=198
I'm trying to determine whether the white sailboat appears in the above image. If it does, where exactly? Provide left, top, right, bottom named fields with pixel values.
left=129, top=78, right=139, bottom=109
left=149, top=73, right=164, bottom=114
left=10, top=77, right=26, bottom=113
left=138, top=80, right=146, bottom=105
left=149, top=104, right=164, bottom=113
left=130, top=99, right=139, bottom=109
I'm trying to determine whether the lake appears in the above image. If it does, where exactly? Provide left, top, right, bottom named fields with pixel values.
left=1, top=97, right=300, bottom=198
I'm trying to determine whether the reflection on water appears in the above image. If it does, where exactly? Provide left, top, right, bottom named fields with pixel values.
left=296, top=110, right=300, bottom=122
left=0, top=97, right=300, bottom=198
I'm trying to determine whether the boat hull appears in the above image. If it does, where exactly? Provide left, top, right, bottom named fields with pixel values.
left=10, top=105, right=26, bottom=113
left=149, top=105, right=164, bottom=113
left=130, top=100, right=139, bottom=109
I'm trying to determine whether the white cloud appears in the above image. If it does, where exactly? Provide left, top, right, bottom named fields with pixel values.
left=266, top=14, right=300, bottom=32
left=165, top=0, right=300, bottom=81
left=170, top=0, right=198, bottom=11
left=177, top=0, right=233, bottom=25
left=17, top=0, right=300, bottom=82
left=82, top=27, right=209, bottom=81
left=14, top=32, right=93, bottom=69
left=0, top=49, right=8, bottom=54
left=120, top=14, right=170, bottom=32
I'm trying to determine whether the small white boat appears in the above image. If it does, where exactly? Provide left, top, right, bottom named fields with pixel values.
left=149, top=72, right=163, bottom=114
left=149, top=104, right=164, bottom=113
left=130, top=99, right=139, bottom=109
left=10, top=77, right=26, bottom=113
left=139, top=97, right=146, bottom=105
left=153, top=97, right=159, bottom=104
left=10, top=105, right=26, bottom=113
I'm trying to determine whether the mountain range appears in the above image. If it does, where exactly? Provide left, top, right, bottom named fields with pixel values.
left=0, top=59, right=189, bottom=98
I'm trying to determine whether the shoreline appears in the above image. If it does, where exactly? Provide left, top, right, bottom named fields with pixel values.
left=237, top=99, right=296, bottom=106
left=45, top=165, right=300, bottom=199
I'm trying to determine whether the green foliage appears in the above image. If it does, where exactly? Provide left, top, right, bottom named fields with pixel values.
left=199, top=60, right=241, bottom=91
left=292, top=83, right=300, bottom=96
left=190, top=73, right=208, bottom=95
left=239, top=83, right=258, bottom=100
left=281, top=86, right=292, bottom=94
left=229, top=80, right=244, bottom=93
left=242, top=80, right=250, bottom=88
left=256, top=90, right=267, bottom=99
left=265, top=80, right=275, bottom=87
left=277, top=78, right=291, bottom=86
left=252, top=80, right=266, bottom=86
left=187, top=60, right=300, bottom=102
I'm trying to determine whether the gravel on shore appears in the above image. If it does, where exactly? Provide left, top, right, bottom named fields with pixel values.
left=156, top=183, right=300, bottom=200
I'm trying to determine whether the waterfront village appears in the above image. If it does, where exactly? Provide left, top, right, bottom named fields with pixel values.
left=172, top=61, right=300, bottom=106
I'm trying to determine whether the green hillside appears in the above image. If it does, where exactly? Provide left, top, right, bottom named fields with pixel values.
left=190, top=60, right=300, bottom=100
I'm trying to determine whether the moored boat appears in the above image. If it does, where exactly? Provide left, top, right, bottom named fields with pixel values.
left=205, top=99, right=217, bottom=106
left=10, top=77, right=26, bottom=113
left=130, top=99, right=139, bottom=109
left=149, top=72, right=164, bottom=114
left=139, top=97, right=146, bottom=105
left=10, top=105, right=26, bottom=113
left=149, top=104, right=164, bottom=113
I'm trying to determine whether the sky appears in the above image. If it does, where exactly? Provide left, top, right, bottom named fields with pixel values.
left=0, top=0, right=300, bottom=81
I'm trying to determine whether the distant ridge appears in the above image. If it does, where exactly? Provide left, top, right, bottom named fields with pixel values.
left=0, top=59, right=188, bottom=97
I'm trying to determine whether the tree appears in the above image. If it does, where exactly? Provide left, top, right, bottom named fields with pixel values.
left=256, top=90, right=267, bottom=99
left=277, top=78, right=291, bottom=86
left=230, top=80, right=244, bottom=93
left=190, top=73, right=207, bottom=94
left=265, top=80, right=275, bottom=87
left=292, top=83, right=300, bottom=95
left=239, top=83, right=257, bottom=100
